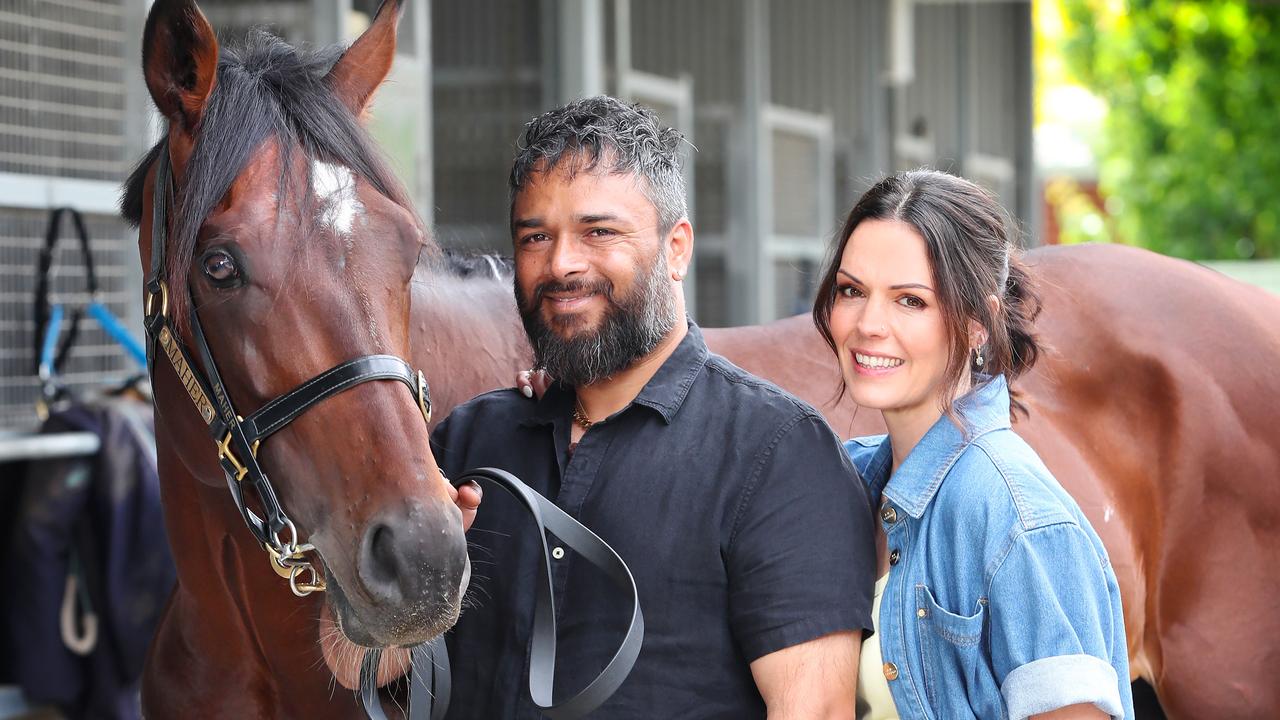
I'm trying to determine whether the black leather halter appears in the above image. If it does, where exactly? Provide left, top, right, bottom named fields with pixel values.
left=142, top=149, right=432, bottom=594
left=144, top=150, right=643, bottom=719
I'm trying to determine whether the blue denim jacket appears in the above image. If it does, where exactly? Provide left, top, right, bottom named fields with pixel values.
left=846, top=375, right=1133, bottom=720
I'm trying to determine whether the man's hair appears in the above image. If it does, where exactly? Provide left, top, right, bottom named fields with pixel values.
left=509, top=96, right=687, bottom=233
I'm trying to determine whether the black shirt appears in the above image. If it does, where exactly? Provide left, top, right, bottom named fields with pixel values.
left=431, top=322, right=875, bottom=719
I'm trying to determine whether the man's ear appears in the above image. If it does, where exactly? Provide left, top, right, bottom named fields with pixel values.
left=666, top=219, right=694, bottom=280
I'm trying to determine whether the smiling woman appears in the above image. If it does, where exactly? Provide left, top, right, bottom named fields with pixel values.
left=812, top=170, right=1133, bottom=720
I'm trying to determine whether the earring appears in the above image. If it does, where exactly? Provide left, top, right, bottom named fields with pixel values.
left=974, top=346, right=985, bottom=367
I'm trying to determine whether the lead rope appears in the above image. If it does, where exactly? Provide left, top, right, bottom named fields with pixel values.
left=359, top=468, right=644, bottom=720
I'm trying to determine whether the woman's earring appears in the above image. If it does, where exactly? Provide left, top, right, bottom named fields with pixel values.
left=974, top=346, right=985, bottom=368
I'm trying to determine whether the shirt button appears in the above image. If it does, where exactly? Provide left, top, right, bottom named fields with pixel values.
left=883, top=662, right=899, bottom=681
left=917, top=608, right=927, bottom=618
left=889, top=549, right=900, bottom=566
left=551, top=547, right=565, bottom=560
left=880, top=506, right=898, bottom=524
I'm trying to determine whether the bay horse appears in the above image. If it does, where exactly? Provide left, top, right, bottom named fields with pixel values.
left=128, top=0, right=1279, bottom=718
left=128, top=0, right=474, bottom=716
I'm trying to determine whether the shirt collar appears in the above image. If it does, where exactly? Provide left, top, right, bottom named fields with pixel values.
left=867, top=374, right=1013, bottom=518
left=521, top=318, right=708, bottom=427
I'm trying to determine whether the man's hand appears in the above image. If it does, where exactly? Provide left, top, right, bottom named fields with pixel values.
left=516, top=369, right=552, bottom=400
left=750, top=631, right=859, bottom=720
left=447, top=479, right=482, bottom=532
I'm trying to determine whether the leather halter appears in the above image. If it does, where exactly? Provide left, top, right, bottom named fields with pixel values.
left=142, top=149, right=432, bottom=596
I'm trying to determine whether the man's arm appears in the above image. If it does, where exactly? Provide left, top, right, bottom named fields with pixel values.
left=750, top=631, right=860, bottom=720
left=725, top=411, right=874, bottom=718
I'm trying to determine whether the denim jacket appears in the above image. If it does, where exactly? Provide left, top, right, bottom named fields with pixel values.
left=846, top=375, right=1133, bottom=720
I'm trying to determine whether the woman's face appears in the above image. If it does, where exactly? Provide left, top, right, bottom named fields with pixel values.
left=828, top=219, right=956, bottom=424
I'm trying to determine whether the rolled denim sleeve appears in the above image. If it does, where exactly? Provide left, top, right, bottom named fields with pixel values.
left=989, top=522, right=1126, bottom=719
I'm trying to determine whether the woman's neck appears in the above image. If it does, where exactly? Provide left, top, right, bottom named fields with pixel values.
left=882, top=373, right=973, bottom=473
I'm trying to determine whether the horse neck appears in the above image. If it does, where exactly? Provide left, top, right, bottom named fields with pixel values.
left=410, top=268, right=532, bottom=420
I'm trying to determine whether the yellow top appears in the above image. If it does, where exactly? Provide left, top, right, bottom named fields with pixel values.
left=857, top=575, right=899, bottom=720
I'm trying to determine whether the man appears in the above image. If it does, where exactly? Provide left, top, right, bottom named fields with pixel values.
left=432, top=96, right=875, bottom=719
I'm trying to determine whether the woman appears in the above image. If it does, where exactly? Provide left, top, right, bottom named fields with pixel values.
left=813, top=169, right=1132, bottom=719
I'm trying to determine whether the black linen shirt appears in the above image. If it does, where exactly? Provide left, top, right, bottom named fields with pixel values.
left=431, top=322, right=875, bottom=719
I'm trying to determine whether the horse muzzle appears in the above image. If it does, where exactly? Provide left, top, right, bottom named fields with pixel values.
left=320, top=498, right=470, bottom=648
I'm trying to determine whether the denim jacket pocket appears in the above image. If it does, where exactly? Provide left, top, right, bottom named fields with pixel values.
left=915, top=584, right=994, bottom=718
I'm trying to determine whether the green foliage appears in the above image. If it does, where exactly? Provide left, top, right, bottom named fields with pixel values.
left=1058, top=0, right=1280, bottom=259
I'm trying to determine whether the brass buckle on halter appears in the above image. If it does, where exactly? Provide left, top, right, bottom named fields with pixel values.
left=416, top=370, right=432, bottom=424
left=144, top=280, right=169, bottom=318
left=265, top=542, right=326, bottom=596
left=218, top=417, right=261, bottom=482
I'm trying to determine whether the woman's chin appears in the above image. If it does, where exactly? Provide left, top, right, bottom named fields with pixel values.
left=318, top=600, right=413, bottom=690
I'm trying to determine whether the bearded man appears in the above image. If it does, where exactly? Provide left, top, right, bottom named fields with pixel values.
left=431, top=96, right=875, bottom=719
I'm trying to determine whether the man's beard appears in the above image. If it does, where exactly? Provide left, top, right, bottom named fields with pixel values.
left=516, top=251, right=679, bottom=387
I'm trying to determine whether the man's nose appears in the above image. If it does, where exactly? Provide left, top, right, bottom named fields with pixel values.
left=548, top=236, right=589, bottom=279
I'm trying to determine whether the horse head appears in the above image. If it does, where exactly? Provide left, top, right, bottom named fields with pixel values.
left=128, top=0, right=469, bottom=692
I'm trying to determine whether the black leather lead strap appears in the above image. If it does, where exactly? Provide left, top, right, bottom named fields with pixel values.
left=360, top=638, right=449, bottom=720
left=358, top=468, right=644, bottom=720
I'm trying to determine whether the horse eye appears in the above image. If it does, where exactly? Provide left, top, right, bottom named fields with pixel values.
left=202, top=250, right=240, bottom=285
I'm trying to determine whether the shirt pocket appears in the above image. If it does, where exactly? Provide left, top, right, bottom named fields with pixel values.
left=914, top=584, right=997, bottom=718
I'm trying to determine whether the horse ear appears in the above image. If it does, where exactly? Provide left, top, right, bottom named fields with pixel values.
left=142, top=0, right=218, bottom=133
left=325, top=0, right=403, bottom=119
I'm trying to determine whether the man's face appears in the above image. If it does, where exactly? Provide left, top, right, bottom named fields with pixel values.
left=511, top=160, right=679, bottom=386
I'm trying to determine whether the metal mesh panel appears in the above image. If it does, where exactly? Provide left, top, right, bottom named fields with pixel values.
left=0, top=209, right=136, bottom=432
left=202, top=0, right=310, bottom=44
left=0, top=0, right=127, bottom=181
left=432, top=0, right=544, bottom=252
left=772, top=256, right=818, bottom=320
left=694, top=252, right=728, bottom=328
left=772, top=129, right=820, bottom=236
left=0, top=1, right=138, bottom=433
left=692, top=111, right=730, bottom=235
left=904, top=3, right=962, bottom=168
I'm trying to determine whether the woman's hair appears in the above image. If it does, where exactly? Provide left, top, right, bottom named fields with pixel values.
left=811, top=169, right=1042, bottom=417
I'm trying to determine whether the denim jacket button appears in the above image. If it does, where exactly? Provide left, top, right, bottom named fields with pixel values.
left=917, top=607, right=927, bottom=618
left=882, top=662, right=899, bottom=681
left=889, top=549, right=900, bottom=566
left=880, top=506, right=898, bottom=524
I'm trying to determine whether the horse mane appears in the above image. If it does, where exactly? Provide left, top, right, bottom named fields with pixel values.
left=438, top=248, right=513, bottom=281
left=120, top=28, right=424, bottom=321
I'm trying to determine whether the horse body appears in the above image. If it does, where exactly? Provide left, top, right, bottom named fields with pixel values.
left=411, top=244, right=1280, bottom=718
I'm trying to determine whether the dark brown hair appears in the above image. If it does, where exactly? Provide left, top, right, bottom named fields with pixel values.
left=812, top=169, right=1042, bottom=417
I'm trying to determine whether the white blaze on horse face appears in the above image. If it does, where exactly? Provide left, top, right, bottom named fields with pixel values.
left=312, top=160, right=362, bottom=235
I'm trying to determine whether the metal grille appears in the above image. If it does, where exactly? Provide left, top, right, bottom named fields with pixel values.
left=432, top=0, right=544, bottom=252
left=0, top=208, right=136, bottom=432
left=0, top=0, right=127, bottom=181
left=202, top=0, right=310, bottom=45
left=0, top=0, right=138, bottom=432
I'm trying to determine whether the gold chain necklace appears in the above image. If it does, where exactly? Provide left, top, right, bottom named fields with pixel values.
left=571, top=400, right=594, bottom=430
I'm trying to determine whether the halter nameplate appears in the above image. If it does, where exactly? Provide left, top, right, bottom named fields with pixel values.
left=159, top=325, right=216, bottom=426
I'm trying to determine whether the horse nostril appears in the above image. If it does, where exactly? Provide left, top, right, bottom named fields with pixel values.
left=360, top=523, right=403, bottom=603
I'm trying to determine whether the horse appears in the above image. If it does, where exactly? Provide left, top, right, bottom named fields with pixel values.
left=129, top=1, right=1279, bottom=718
left=441, top=251, right=1280, bottom=719
left=127, top=0, right=475, bottom=716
